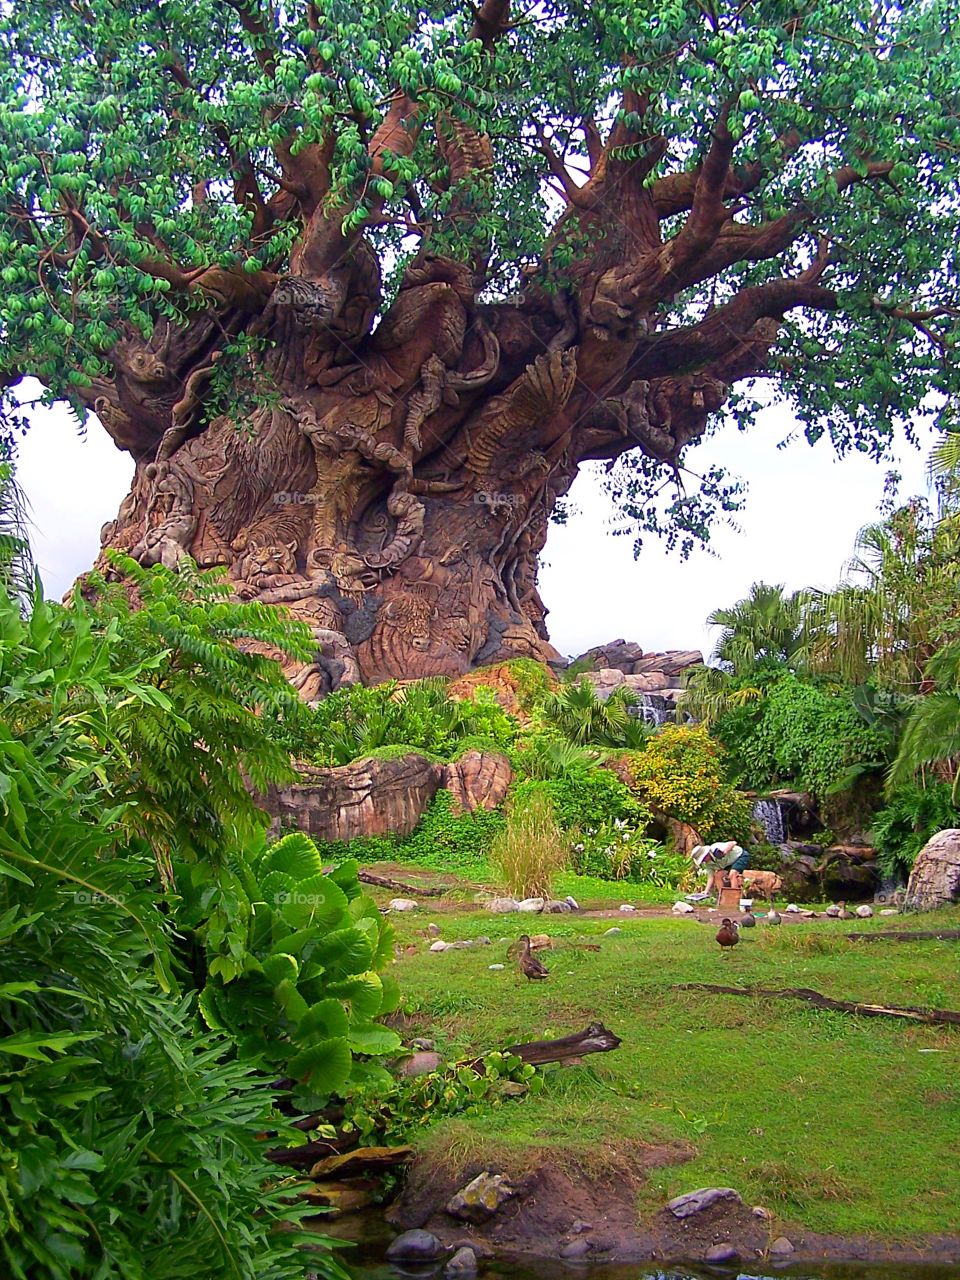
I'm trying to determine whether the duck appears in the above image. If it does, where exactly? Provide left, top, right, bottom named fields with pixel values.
left=739, top=907, right=757, bottom=928
left=715, top=919, right=740, bottom=954
left=766, top=908, right=782, bottom=925
left=836, top=900, right=853, bottom=920
left=517, top=934, right=549, bottom=981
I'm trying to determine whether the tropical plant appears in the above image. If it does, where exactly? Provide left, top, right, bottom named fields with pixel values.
left=0, top=581, right=326, bottom=1279
left=627, top=725, right=753, bottom=843
left=886, top=641, right=960, bottom=801
left=0, top=461, right=35, bottom=606
left=677, top=663, right=765, bottom=727
left=871, top=783, right=959, bottom=883
left=540, top=678, right=653, bottom=749
left=709, top=582, right=810, bottom=673
left=490, top=784, right=567, bottom=900
left=185, top=832, right=402, bottom=1108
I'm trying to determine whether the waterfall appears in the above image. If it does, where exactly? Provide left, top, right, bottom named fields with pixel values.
left=636, top=693, right=671, bottom=727
left=752, top=797, right=786, bottom=844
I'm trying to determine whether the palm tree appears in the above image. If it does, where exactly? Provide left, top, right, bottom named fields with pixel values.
left=0, top=462, right=37, bottom=609
left=676, top=664, right=764, bottom=727
left=887, top=641, right=960, bottom=801
left=708, top=582, right=810, bottom=673
left=540, top=678, right=653, bottom=749
left=805, top=503, right=960, bottom=694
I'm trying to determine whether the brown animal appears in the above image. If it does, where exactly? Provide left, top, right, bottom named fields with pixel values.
left=742, top=870, right=783, bottom=902
left=715, top=919, right=740, bottom=955
left=517, top=934, right=549, bottom=981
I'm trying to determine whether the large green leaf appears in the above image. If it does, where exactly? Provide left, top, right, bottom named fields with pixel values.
left=326, top=972, right=383, bottom=1019
left=311, top=927, right=375, bottom=976
left=287, top=1037, right=353, bottom=1094
left=346, top=1022, right=402, bottom=1056
left=278, top=874, right=349, bottom=930
left=327, top=857, right=362, bottom=901
left=299, top=998, right=349, bottom=1042
left=262, top=953, right=299, bottom=987
left=260, top=832, right=325, bottom=881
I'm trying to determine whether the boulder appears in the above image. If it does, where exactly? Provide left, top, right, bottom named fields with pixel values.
left=263, top=753, right=442, bottom=842
left=855, top=904, right=873, bottom=918
left=905, top=829, right=960, bottom=911
left=445, top=1247, right=478, bottom=1276
left=430, top=940, right=451, bottom=952
left=517, top=897, right=546, bottom=913
left=443, top=750, right=512, bottom=814
left=487, top=897, right=519, bottom=913
left=387, top=1230, right=445, bottom=1262
left=446, top=1172, right=518, bottom=1223
left=667, top=1187, right=743, bottom=1218
left=399, top=1051, right=443, bottom=1077
left=704, top=1244, right=740, bottom=1264
left=559, top=1239, right=591, bottom=1260
left=819, top=853, right=879, bottom=901
left=769, top=1237, right=795, bottom=1256
left=389, top=898, right=418, bottom=912
left=672, top=900, right=695, bottom=914
left=544, top=899, right=573, bottom=913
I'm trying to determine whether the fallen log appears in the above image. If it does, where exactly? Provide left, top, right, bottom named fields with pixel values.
left=674, top=983, right=960, bottom=1027
left=357, top=869, right=446, bottom=897
left=505, top=1021, right=623, bottom=1065
left=845, top=929, right=960, bottom=943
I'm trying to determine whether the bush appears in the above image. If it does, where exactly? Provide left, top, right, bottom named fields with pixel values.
left=627, top=725, right=753, bottom=842
left=871, top=783, right=960, bottom=882
left=490, top=784, right=568, bottom=899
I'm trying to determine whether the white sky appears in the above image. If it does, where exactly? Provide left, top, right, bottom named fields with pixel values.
left=15, top=393, right=933, bottom=665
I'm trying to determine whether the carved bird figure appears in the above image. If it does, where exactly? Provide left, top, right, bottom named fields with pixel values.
left=517, top=934, right=549, bottom=981
left=715, top=918, right=740, bottom=954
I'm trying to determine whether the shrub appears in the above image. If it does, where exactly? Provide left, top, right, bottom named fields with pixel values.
left=627, top=725, right=754, bottom=842
left=871, top=783, right=960, bottom=882
left=491, top=784, right=568, bottom=899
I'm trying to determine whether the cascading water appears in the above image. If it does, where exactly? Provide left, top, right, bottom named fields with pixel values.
left=752, top=797, right=787, bottom=844
left=637, top=693, right=671, bottom=727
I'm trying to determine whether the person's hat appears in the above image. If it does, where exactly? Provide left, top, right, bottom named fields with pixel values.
left=692, top=846, right=714, bottom=867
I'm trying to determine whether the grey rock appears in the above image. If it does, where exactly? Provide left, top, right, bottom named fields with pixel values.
left=445, top=1247, right=478, bottom=1276
left=544, top=900, right=573, bottom=913
left=518, top=897, right=546, bottom=913
left=769, top=1237, right=795, bottom=1257
left=856, top=904, right=873, bottom=918
left=825, top=904, right=841, bottom=917
left=559, top=1240, right=591, bottom=1260
left=667, top=1187, right=743, bottom=1219
left=570, top=1219, right=593, bottom=1235
left=488, top=963, right=505, bottom=970
left=430, top=940, right=451, bottom=952
left=785, top=903, right=800, bottom=913
left=704, top=1244, right=740, bottom=1264
left=672, top=900, right=695, bottom=914
left=399, top=1051, right=442, bottom=1077
left=565, top=896, right=580, bottom=910
left=905, top=829, right=960, bottom=910
left=411, top=1037, right=435, bottom=1050
left=387, top=1230, right=445, bottom=1262
left=752, top=1206, right=773, bottom=1219
left=619, top=904, right=637, bottom=913
left=427, top=923, right=442, bottom=937
left=487, top=897, right=519, bottom=913
left=389, top=898, right=418, bottom=912
left=603, top=926, right=622, bottom=936
left=446, top=1171, right=518, bottom=1223
left=879, top=908, right=899, bottom=916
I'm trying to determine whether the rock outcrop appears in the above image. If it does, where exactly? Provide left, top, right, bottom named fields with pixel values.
left=443, top=751, right=512, bottom=814
left=571, top=641, right=704, bottom=714
left=905, top=829, right=960, bottom=910
left=262, top=753, right=443, bottom=842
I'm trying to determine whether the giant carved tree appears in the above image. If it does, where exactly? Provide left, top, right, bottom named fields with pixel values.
left=2, top=0, right=959, bottom=689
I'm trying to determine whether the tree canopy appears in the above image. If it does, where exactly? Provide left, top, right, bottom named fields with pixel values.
left=2, top=0, right=959, bottom=542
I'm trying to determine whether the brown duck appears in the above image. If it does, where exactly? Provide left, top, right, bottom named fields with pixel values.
left=517, top=934, right=549, bottom=981
left=715, top=918, right=740, bottom=955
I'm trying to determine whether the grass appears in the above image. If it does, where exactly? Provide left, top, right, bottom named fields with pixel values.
left=385, top=896, right=960, bottom=1241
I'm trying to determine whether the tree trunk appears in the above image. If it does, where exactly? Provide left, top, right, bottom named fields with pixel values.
left=92, top=245, right=738, bottom=692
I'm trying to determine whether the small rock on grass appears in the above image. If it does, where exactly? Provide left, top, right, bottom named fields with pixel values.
left=880, top=908, right=899, bottom=915
left=667, top=1187, right=743, bottom=1218
left=445, top=1247, right=478, bottom=1276
left=488, top=963, right=505, bottom=970
left=389, top=898, right=418, bottom=912
left=752, top=1205, right=773, bottom=1220
left=430, top=940, right=451, bottom=952
left=704, top=1244, right=740, bottom=1264
left=604, top=926, right=622, bottom=936
left=387, top=1230, right=445, bottom=1262
left=786, top=903, right=800, bottom=913
left=488, top=897, right=519, bottom=913
left=619, top=904, right=636, bottom=912
left=569, top=1219, right=593, bottom=1235
left=518, top=897, right=546, bottom=913
left=427, top=923, right=442, bottom=937
left=856, top=904, right=874, bottom=917
left=672, top=901, right=695, bottom=914
left=769, top=1237, right=795, bottom=1256
left=410, top=1037, right=435, bottom=1050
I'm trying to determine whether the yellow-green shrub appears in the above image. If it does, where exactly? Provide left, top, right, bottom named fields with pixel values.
left=626, top=725, right=753, bottom=843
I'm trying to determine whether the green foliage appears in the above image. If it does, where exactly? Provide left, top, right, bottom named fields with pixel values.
left=515, top=759, right=651, bottom=835
left=323, top=789, right=506, bottom=874
left=343, top=1051, right=542, bottom=1147
left=0, top=462, right=35, bottom=607
left=490, top=784, right=567, bottom=900
left=183, top=833, right=401, bottom=1109
left=871, top=784, right=960, bottom=882
left=715, top=672, right=894, bottom=799
left=0, top=582, right=323, bottom=1278
left=709, top=582, right=810, bottom=673
left=887, top=640, right=960, bottom=801
left=540, top=678, right=653, bottom=749
left=627, top=725, right=753, bottom=843
left=5, top=1, right=958, bottom=540
left=80, top=554, right=314, bottom=874
left=300, top=678, right=517, bottom=767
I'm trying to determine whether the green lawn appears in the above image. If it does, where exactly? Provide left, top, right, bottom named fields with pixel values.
left=385, top=895, right=960, bottom=1240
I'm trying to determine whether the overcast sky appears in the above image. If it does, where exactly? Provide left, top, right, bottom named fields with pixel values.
left=14, top=392, right=933, bottom=665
